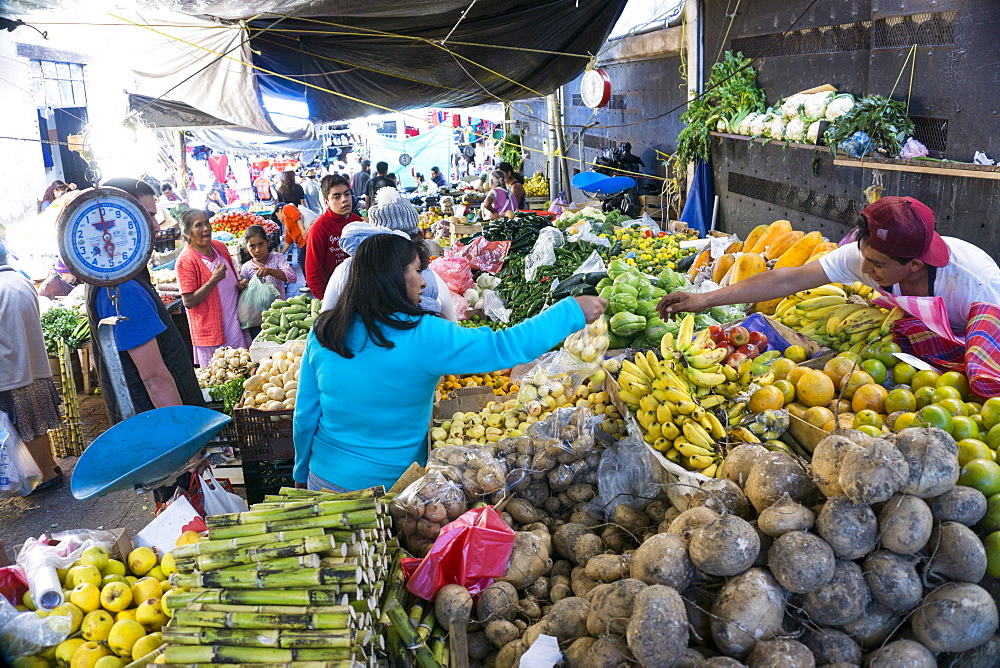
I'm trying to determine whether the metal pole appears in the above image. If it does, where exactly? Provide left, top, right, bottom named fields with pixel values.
left=555, top=86, right=571, bottom=201
left=685, top=0, right=704, bottom=187
left=177, top=130, right=189, bottom=200
left=546, top=94, right=558, bottom=203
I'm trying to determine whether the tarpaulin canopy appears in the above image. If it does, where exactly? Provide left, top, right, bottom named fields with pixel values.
left=116, top=0, right=627, bottom=133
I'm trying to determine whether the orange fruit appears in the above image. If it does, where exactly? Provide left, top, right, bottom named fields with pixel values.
left=911, top=369, right=941, bottom=392
left=931, top=386, right=963, bottom=404
left=959, top=458, right=1000, bottom=496
left=786, top=402, right=809, bottom=420
left=950, top=415, right=980, bottom=441
left=770, top=358, right=798, bottom=382
left=983, top=495, right=1000, bottom=533
left=749, top=385, right=786, bottom=413
left=893, top=362, right=916, bottom=385
left=982, top=397, right=1000, bottom=430
left=804, top=406, right=836, bottom=431
left=884, top=388, right=916, bottom=414
left=784, top=345, right=808, bottom=363
left=914, top=386, right=936, bottom=409
left=853, top=409, right=882, bottom=429
left=823, top=355, right=857, bottom=387
left=987, top=423, right=1000, bottom=450
left=937, top=398, right=968, bottom=418
left=937, top=371, right=971, bottom=399
left=893, top=412, right=918, bottom=431
left=840, top=370, right=875, bottom=399
left=857, top=424, right=883, bottom=438
left=772, top=379, right=796, bottom=406
left=828, top=399, right=853, bottom=414
left=915, top=404, right=954, bottom=433
left=957, top=439, right=993, bottom=467
left=838, top=413, right=858, bottom=429
left=985, top=531, right=1000, bottom=578
left=860, top=359, right=888, bottom=385
left=874, top=342, right=903, bottom=368
left=852, top=383, right=888, bottom=413
left=797, top=370, right=836, bottom=408
left=787, top=366, right=811, bottom=387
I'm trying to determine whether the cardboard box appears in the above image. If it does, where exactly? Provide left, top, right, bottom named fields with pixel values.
left=668, top=221, right=690, bottom=233
left=787, top=415, right=828, bottom=453
left=432, top=386, right=496, bottom=421
left=390, top=462, right=427, bottom=495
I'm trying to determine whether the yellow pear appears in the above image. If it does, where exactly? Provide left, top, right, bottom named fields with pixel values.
left=126, top=548, right=157, bottom=577
left=69, top=565, right=102, bottom=589
left=107, top=619, right=145, bottom=658
left=70, top=583, right=101, bottom=613
left=81, top=609, right=114, bottom=641
left=22, top=589, right=36, bottom=611
left=124, top=576, right=137, bottom=586
left=9, top=656, right=48, bottom=668
left=55, top=637, right=87, bottom=667
left=70, top=640, right=111, bottom=668
left=78, top=546, right=110, bottom=573
left=99, top=581, right=132, bottom=613
left=135, top=598, right=168, bottom=632
left=145, top=565, right=165, bottom=581
left=49, top=602, right=84, bottom=634
left=56, top=567, right=71, bottom=587
left=101, top=559, right=127, bottom=578
left=130, top=632, right=163, bottom=660
left=115, top=609, right=137, bottom=623
left=93, top=657, right=125, bottom=668
left=158, top=552, right=176, bottom=577
left=130, top=577, right=162, bottom=605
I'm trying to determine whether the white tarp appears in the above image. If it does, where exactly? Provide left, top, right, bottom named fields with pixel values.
left=609, top=0, right=685, bottom=40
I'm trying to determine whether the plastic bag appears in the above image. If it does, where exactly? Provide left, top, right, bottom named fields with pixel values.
left=570, top=249, right=607, bottom=277
left=524, top=226, right=565, bottom=281
left=0, top=412, right=43, bottom=499
left=549, top=192, right=567, bottom=215
left=593, top=431, right=661, bottom=521
left=514, top=349, right=603, bottom=412
left=448, top=237, right=511, bottom=275
left=198, top=469, right=249, bottom=516
left=450, top=290, right=470, bottom=321
left=483, top=290, right=511, bottom=324
left=390, top=470, right=469, bottom=557
left=899, top=137, right=928, bottom=159
left=567, top=220, right=611, bottom=247
left=237, top=275, right=280, bottom=329
left=0, top=565, right=28, bottom=606
left=401, top=506, right=515, bottom=601
left=562, top=309, right=611, bottom=365
left=428, top=445, right=508, bottom=503
left=16, top=530, right=117, bottom=611
left=429, top=256, right=474, bottom=294
left=0, top=596, right=71, bottom=659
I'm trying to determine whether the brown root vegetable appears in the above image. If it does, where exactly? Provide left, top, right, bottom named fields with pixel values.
left=767, top=530, right=835, bottom=594
left=892, top=427, right=960, bottom=498
left=522, top=622, right=544, bottom=647
left=667, top=506, right=720, bottom=541
left=550, top=582, right=572, bottom=602
left=801, top=627, right=862, bottom=666
left=864, top=639, right=935, bottom=668
left=816, top=495, right=877, bottom=560
left=551, top=559, right=573, bottom=578
left=877, top=494, right=932, bottom=555
left=435, top=583, right=473, bottom=630
left=710, top=568, right=787, bottom=659
left=573, top=533, right=605, bottom=567
left=498, top=531, right=549, bottom=590
left=599, top=525, right=634, bottom=554
left=745, top=451, right=817, bottom=512
left=512, top=619, right=527, bottom=632
left=756, top=493, right=815, bottom=537
left=938, top=634, right=1000, bottom=668
left=519, top=597, right=541, bottom=620
left=862, top=550, right=922, bottom=612
left=698, top=658, right=746, bottom=667
left=566, top=482, right=595, bottom=503
left=746, top=639, right=815, bottom=668
left=801, top=559, right=870, bottom=626
left=570, top=567, right=600, bottom=599
left=585, top=554, right=632, bottom=583
left=689, top=478, right=751, bottom=518
left=720, top=443, right=769, bottom=487
left=561, top=637, right=597, bottom=667
left=568, top=510, right=601, bottom=527
left=676, top=648, right=705, bottom=667
left=644, top=499, right=671, bottom=523
left=553, top=523, right=593, bottom=562
left=468, top=631, right=492, bottom=660
left=505, top=497, right=539, bottom=524
left=837, top=601, right=902, bottom=651
left=585, top=637, right=632, bottom=667
left=494, top=639, right=525, bottom=668
left=839, top=438, right=909, bottom=505
left=585, top=578, right=648, bottom=637
left=484, top=620, right=519, bottom=648
left=612, top=504, right=651, bottom=534
left=476, top=581, right=519, bottom=623
left=682, top=587, right=714, bottom=646
left=925, top=521, right=987, bottom=583
left=545, top=596, right=590, bottom=641
left=929, top=485, right=987, bottom=525
left=911, top=582, right=999, bottom=652
left=689, top=514, right=760, bottom=577
left=526, top=576, right=549, bottom=600
left=626, top=585, right=688, bottom=668
left=629, top=533, right=694, bottom=589
left=811, top=434, right=858, bottom=498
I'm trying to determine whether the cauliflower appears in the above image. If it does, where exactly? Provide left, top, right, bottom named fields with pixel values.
left=739, top=112, right=760, bottom=135
left=766, top=116, right=786, bottom=140
left=785, top=117, right=807, bottom=142
left=825, top=94, right=855, bottom=122
left=780, top=94, right=807, bottom=120
left=807, top=120, right=823, bottom=144
left=717, top=117, right=729, bottom=132
left=749, top=113, right=771, bottom=137
left=803, top=92, right=834, bottom=120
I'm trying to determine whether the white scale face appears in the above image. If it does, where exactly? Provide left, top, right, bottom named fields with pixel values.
left=57, top=187, right=155, bottom=286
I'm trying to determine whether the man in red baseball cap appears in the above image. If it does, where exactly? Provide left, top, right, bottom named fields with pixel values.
left=657, top=196, right=1000, bottom=333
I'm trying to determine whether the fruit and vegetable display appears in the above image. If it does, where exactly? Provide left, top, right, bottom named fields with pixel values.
left=437, top=372, right=519, bottom=396
left=256, top=295, right=321, bottom=343
left=773, top=283, right=900, bottom=354
left=209, top=211, right=268, bottom=237
left=39, top=305, right=90, bottom=355
left=605, top=227, right=699, bottom=274
left=522, top=172, right=549, bottom=198
left=240, top=341, right=303, bottom=411
left=195, top=347, right=256, bottom=389
left=479, top=212, right=552, bottom=252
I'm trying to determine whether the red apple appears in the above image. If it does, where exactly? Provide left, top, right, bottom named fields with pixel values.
left=726, top=352, right=747, bottom=369
left=737, top=343, right=759, bottom=359
left=748, top=331, right=768, bottom=350
left=716, top=342, right=736, bottom=358
left=727, top=326, right=750, bottom=346
left=709, top=325, right=727, bottom=343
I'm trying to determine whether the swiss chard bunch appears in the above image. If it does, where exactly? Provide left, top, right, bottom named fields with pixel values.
left=825, top=94, right=915, bottom=157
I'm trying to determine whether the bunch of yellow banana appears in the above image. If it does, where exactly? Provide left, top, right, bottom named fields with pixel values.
left=616, top=348, right=727, bottom=477
left=659, top=314, right=729, bottom=391
left=774, top=283, right=899, bottom=354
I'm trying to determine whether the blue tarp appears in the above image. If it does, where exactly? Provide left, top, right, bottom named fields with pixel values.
left=680, top=159, right=713, bottom=237
left=367, top=125, right=454, bottom=189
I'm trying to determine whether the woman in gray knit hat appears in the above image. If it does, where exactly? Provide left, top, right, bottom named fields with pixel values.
left=320, top=187, right=456, bottom=320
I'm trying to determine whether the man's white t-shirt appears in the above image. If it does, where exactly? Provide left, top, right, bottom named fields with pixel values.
left=819, top=236, right=1000, bottom=333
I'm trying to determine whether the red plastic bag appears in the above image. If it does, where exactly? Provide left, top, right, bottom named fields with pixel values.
left=448, top=238, right=511, bottom=275
left=402, top=506, right=515, bottom=601
left=0, top=565, right=28, bottom=606
left=429, top=257, right=474, bottom=294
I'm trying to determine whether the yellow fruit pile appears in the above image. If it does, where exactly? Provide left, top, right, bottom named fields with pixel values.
left=773, top=283, right=901, bottom=354
left=419, top=210, right=443, bottom=231
left=437, top=372, right=519, bottom=396
left=523, top=172, right=549, bottom=197
left=605, top=228, right=698, bottom=274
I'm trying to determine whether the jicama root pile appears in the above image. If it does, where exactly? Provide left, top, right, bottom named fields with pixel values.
left=240, top=341, right=304, bottom=411
left=196, top=346, right=256, bottom=388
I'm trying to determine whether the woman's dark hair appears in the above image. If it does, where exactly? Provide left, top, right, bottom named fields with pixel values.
left=244, top=224, right=268, bottom=245
left=179, top=208, right=209, bottom=239
left=314, top=234, right=430, bottom=358
left=39, top=180, right=69, bottom=212
left=277, top=170, right=297, bottom=202
left=320, top=174, right=351, bottom=200
left=854, top=213, right=913, bottom=264
left=496, top=162, right=524, bottom=183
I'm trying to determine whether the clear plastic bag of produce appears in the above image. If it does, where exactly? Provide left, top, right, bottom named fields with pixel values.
left=524, top=226, right=565, bottom=281
left=16, top=530, right=118, bottom=611
left=593, top=431, right=661, bottom=521
left=427, top=445, right=508, bottom=503
left=0, top=411, right=43, bottom=498
left=482, top=289, right=511, bottom=324
left=389, top=470, right=469, bottom=557
left=0, top=596, right=71, bottom=659
left=448, top=237, right=511, bottom=274
left=513, top=349, right=603, bottom=412
left=563, top=311, right=611, bottom=365
left=429, top=256, right=474, bottom=294
left=567, top=220, right=611, bottom=247
left=734, top=407, right=790, bottom=442
left=237, top=275, right=281, bottom=329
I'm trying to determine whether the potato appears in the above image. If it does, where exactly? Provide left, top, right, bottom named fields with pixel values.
left=561, top=637, right=597, bottom=667
left=550, top=582, right=572, bottom=602
left=484, top=620, right=519, bottom=648
left=681, top=587, right=714, bottom=646
left=839, top=601, right=903, bottom=650
left=864, top=639, right=935, bottom=667
left=698, top=658, right=745, bottom=667
left=476, top=581, right=519, bottom=622
left=494, top=639, right=525, bottom=668
left=745, top=451, right=817, bottom=512
left=877, top=494, right=932, bottom=555
left=746, top=638, right=815, bottom=668
left=925, top=521, right=987, bottom=583
left=667, top=506, right=720, bottom=541
left=498, top=532, right=549, bottom=590
left=688, top=514, right=759, bottom=576
left=689, top=478, right=750, bottom=518
left=801, top=559, right=870, bottom=626
left=626, top=585, right=688, bottom=667
left=629, top=533, right=693, bottom=590
left=573, top=532, right=605, bottom=567
left=719, top=443, right=769, bottom=487
left=585, top=578, right=647, bottom=637
left=585, top=637, right=632, bottom=667
left=612, top=504, right=651, bottom=534
left=892, top=426, right=960, bottom=498
left=757, top=493, right=815, bottom=537
left=570, top=567, right=600, bottom=599
left=643, top=499, right=670, bottom=523
left=599, top=525, right=634, bottom=554
left=710, top=568, right=787, bottom=659
left=519, top=597, right=541, bottom=620
left=468, top=631, right=492, bottom=660
left=801, top=627, right=862, bottom=666
left=816, top=495, right=877, bottom=560
left=811, top=434, right=857, bottom=497
left=911, top=582, right=999, bottom=652
left=937, top=634, right=1000, bottom=668
left=435, top=584, right=473, bottom=630
left=568, top=510, right=601, bottom=527
left=767, top=530, right=835, bottom=594
left=585, top=554, right=632, bottom=583
left=553, top=523, right=593, bottom=562
left=862, top=550, right=921, bottom=612
left=930, top=485, right=987, bottom=525
left=551, top=559, right=573, bottom=578
left=677, top=649, right=705, bottom=667
left=839, top=438, right=909, bottom=505
left=545, top=596, right=590, bottom=641
left=505, top=497, right=539, bottom=524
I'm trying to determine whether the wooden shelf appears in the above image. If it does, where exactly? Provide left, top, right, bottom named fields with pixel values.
left=710, top=131, right=827, bottom=152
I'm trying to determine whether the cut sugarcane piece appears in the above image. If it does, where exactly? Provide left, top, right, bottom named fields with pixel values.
left=172, top=565, right=369, bottom=590
left=207, top=510, right=381, bottom=540
left=172, top=607, right=356, bottom=630
left=207, top=498, right=380, bottom=527
left=172, top=529, right=317, bottom=560
left=162, top=645, right=357, bottom=663
left=384, top=599, right=439, bottom=668
left=185, top=603, right=354, bottom=615
left=162, top=626, right=359, bottom=649
left=166, top=589, right=363, bottom=609
left=176, top=535, right=362, bottom=572
left=217, top=554, right=322, bottom=573
left=156, top=663, right=352, bottom=668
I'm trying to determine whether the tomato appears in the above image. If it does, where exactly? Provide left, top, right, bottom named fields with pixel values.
left=748, top=331, right=768, bottom=350
left=727, top=326, right=750, bottom=346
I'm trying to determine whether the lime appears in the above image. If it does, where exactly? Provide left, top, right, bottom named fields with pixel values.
left=937, top=398, right=969, bottom=418
left=959, top=458, right=1000, bottom=496
left=937, top=371, right=971, bottom=399
left=875, top=342, right=902, bottom=368
left=893, top=362, right=916, bottom=385
left=914, top=386, right=936, bottom=409
left=893, top=412, right=918, bottom=432
left=860, top=359, right=888, bottom=385
left=853, top=409, right=882, bottom=429
left=987, top=423, right=1000, bottom=450
left=985, top=531, right=1000, bottom=578
left=884, top=388, right=916, bottom=414
left=856, top=424, right=883, bottom=438
left=951, top=416, right=981, bottom=441
left=957, top=438, right=993, bottom=467
left=982, top=397, right=1000, bottom=430
left=915, top=404, right=954, bottom=433
left=931, top=385, right=963, bottom=404
left=982, top=493, right=1000, bottom=533
left=911, top=369, right=941, bottom=392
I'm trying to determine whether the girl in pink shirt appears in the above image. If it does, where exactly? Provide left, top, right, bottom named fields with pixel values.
left=239, top=225, right=296, bottom=300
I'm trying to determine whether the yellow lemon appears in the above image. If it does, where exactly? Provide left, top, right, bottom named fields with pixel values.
left=158, top=552, right=176, bottom=577
left=101, top=559, right=127, bottom=578
left=94, top=657, right=125, bottom=668
left=115, top=609, right=137, bottom=623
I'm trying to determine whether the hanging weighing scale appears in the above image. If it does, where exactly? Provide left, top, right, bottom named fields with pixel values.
left=56, top=187, right=234, bottom=499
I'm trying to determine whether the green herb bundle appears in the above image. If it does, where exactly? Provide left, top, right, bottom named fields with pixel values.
left=39, top=306, right=90, bottom=355
left=824, top=94, right=915, bottom=157
left=208, top=378, right=246, bottom=415
left=497, top=132, right=524, bottom=172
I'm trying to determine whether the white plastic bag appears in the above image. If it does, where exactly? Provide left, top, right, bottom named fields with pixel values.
left=199, top=469, right=248, bottom=516
left=525, top=227, right=565, bottom=281
left=567, top=220, right=611, bottom=247
left=0, top=596, right=70, bottom=658
left=238, top=276, right=281, bottom=329
left=0, top=411, right=43, bottom=499
left=482, top=290, right=511, bottom=324
left=16, top=530, right=118, bottom=610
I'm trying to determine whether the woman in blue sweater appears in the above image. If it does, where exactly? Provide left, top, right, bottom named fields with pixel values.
left=293, top=234, right=606, bottom=492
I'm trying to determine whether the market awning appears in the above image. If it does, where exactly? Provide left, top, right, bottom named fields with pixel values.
left=127, top=95, right=241, bottom=130
left=189, top=128, right=325, bottom=160
left=114, top=0, right=627, bottom=131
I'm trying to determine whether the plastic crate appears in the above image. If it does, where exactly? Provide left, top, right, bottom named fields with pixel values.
left=203, top=401, right=239, bottom=446
left=232, top=405, right=295, bottom=461
left=241, top=458, right=295, bottom=504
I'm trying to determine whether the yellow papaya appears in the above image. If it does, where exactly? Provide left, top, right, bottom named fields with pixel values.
left=741, top=224, right=770, bottom=254
left=730, top=252, right=767, bottom=284
left=686, top=247, right=713, bottom=280
left=749, top=220, right=793, bottom=254
left=763, top=230, right=804, bottom=260
left=712, top=254, right=736, bottom=284
left=773, top=230, right=824, bottom=269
